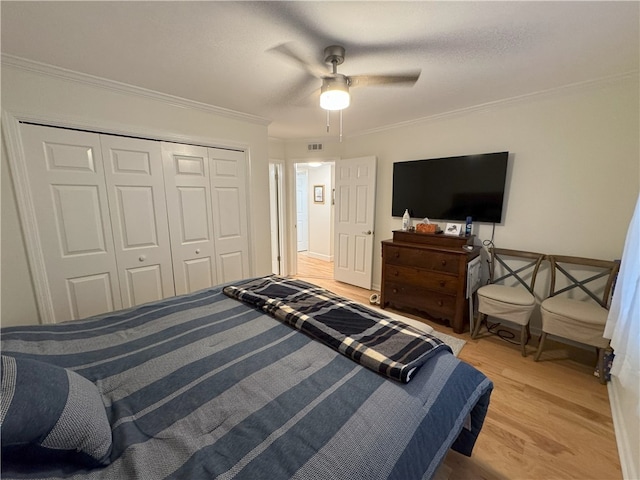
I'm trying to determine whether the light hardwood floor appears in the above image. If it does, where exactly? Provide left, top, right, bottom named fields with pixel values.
left=295, top=254, right=621, bottom=480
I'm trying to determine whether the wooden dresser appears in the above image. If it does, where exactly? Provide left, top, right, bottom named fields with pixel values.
left=380, top=230, right=481, bottom=334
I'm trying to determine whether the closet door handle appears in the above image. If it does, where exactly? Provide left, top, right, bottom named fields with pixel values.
left=138, top=255, right=146, bottom=262
left=195, top=249, right=201, bottom=254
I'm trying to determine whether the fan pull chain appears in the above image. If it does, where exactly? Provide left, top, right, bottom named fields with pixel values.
left=325, top=109, right=344, bottom=142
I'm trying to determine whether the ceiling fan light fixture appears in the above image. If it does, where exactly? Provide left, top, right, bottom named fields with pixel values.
left=320, top=76, right=350, bottom=110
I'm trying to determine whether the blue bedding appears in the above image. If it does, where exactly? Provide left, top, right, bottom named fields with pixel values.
left=1, top=283, right=492, bottom=480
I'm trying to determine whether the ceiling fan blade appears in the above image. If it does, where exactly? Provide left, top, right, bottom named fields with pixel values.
left=268, top=42, right=330, bottom=79
left=348, top=71, right=421, bottom=87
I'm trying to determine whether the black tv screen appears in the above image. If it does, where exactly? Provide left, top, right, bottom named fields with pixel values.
left=392, top=152, right=509, bottom=223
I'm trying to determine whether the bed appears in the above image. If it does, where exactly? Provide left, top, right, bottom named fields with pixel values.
left=1, top=276, right=492, bottom=480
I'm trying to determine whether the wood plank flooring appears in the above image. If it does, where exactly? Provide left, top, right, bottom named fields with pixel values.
left=295, top=254, right=621, bottom=480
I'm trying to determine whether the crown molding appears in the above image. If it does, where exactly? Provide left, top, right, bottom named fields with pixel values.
left=351, top=70, right=640, bottom=139
left=1, top=54, right=271, bottom=127
left=270, top=70, right=638, bottom=144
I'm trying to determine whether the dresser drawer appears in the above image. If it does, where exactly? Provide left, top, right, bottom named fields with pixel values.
left=384, top=245, right=460, bottom=274
left=384, top=264, right=458, bottom=294
left=383, top=281, right=457, bottom=318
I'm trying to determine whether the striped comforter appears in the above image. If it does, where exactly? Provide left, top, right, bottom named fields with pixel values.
left=1, top=283, right=492, bottom=480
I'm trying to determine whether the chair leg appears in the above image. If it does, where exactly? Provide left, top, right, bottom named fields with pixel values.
left=520, top=325, right=528, bottom=357
left=534, top=332, right=547, bottom=361
left=596, top=347, right=606, bottom=385
left=471, top=313, right=486, bottom=339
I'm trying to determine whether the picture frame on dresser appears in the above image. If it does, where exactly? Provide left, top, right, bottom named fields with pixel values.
left=444, top=223, right=463, bottom=235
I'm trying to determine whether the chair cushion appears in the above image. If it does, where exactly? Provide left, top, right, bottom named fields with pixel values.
left=477, top=285, right=536, bottom=326
left=0, top=355, right=112, bottom=467
left=477, top=284, right=535, bottom=306
left=540, top=297, right=609, bottom=348
left=541, top=296, right=608, bottom=326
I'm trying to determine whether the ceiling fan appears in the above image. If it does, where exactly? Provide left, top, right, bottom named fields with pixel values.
left=273, top=44, right=421, bottom=111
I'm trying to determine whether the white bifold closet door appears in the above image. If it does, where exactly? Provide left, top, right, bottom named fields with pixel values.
left=208, top=147, right=250, bottom=284
left=100, top=135, right=175, bottom=307
left=161, top=143, right=217, bottom=295
left=18, top=124, right=251, bottom=324
left=20, top=124, right=175, bottom=322
left=161, top=143, right=250, bottom=295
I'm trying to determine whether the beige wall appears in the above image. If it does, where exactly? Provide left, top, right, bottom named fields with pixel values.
left=280, top=75, right=640, bottom=291
left=1, top=64, right=272, bottom=326
left=306, top=163, right=334, bottom=261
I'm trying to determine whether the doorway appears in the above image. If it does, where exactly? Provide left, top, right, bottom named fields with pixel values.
left=294, top=161, right=335, bottom=281
left=269, top=162, right=285, bottom=275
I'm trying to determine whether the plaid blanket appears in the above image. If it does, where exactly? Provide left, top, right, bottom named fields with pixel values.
left=223, top=276, right=452, bottom=383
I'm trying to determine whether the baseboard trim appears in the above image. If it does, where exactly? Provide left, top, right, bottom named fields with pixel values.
left=305, top=252, right=333, bottom=262
left=608, top=376, right=639, bottom=480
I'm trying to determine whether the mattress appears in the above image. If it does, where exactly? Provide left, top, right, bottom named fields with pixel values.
left=1, top=281, right=492, bottom=480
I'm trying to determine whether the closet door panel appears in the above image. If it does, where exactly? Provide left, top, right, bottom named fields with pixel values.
left=101, top=136, right=175, bottom=307
left=124, top=265, right=164, bottom=306
left=183, top=258, right=214, bottom=292
left=162, top=143, right=217, bottom=295
left=209, top=148, right=250, bottom=284
left=67, top=274, right=115, bottom=319
left=19, top=124, right=122, bottom=322
left=52, top=185, right=107, bottom=254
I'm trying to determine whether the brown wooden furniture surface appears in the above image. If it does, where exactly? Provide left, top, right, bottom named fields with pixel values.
left=380, top=230, right=480, bottom=333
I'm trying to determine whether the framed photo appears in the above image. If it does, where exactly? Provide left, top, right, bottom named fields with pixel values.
left=444, top=223, right=463, bottom=236
left=314, top=185, right=325, bottom=204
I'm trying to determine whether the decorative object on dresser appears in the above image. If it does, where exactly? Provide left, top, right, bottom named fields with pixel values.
left=471, top=248, right=546, bottom=356
left=416, top=221, right=438, bottom=234
left=381, top=230, right=480, bottom=334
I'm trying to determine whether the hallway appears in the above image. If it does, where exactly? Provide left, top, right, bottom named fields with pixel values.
left=295, top=253, right=333, bottom=280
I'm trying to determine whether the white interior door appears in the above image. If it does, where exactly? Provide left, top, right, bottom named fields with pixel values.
left=162, top=143, right=217, bottom=294
left=20, top=124, right=122, bottom=322
left=333, top=156, right=377, bottom=289
left=209, top=147, right=250, bottom=284
left=269, top=163, right=283, bottom=275
left=296, top=169, right=309, bottom=252
left=101, top=135, right=175, bottom=307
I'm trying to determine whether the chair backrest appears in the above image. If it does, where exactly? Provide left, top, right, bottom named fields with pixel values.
left=489, top=248, right=546, bottom=294
left=547, top=255, right=620, bottom=308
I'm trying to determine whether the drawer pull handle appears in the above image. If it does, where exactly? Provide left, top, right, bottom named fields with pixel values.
left=439, top=281, right=445, bottom=287
left=394, top=252, right=400, bottom=258
left=394, top=270, right=399, bottom=276
left=441, top=260, right=447, bottom=266
left=438, top=300, right=444, bottom=306
left=392, top=288, right=398, bottom=294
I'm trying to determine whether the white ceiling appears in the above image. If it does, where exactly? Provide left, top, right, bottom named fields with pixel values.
left=2, top=1, right=638, bottom=140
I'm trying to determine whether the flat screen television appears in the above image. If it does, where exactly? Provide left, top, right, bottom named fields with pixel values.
left=392, top=152, right=509, bottom=223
